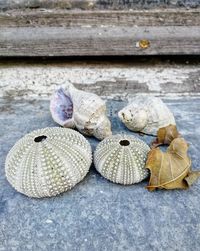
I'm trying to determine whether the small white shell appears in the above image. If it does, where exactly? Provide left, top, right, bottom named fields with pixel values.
left=5, top=127, right=92, bottom=198
left=94, top=134, right=150, bottom=185
left=50, top=84, right=112, bottom=140
left=118, top=96, right=176, bottom=135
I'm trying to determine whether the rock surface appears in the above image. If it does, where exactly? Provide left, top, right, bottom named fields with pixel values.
left=0, top=97, right=200, bottom=251
left=0, top=0, right=199, bottom=10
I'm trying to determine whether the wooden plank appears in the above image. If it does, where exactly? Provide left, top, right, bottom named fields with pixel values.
left=0, top=9, right=200, bottom=56
left=0, top=26, right=200, bottom=56
left=0, top=9, right=200, bottom=27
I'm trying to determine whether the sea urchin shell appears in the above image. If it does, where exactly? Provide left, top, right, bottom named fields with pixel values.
left=94, top=134, right=150, bottom=185
left=5, top=127, right=92, bottom=198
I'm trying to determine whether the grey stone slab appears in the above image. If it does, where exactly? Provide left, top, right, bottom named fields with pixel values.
left=0, top=97, right=200, bottom=251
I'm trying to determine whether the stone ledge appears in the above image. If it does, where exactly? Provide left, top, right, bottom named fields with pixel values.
left=0, top=60, right=199, bottom=99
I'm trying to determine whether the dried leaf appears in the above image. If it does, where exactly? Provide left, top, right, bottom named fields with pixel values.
left=151, top=124, right=181, bottom=148
left=146, top=138, right=195, bottom=191
left=184, top=171, right=200, bottom=187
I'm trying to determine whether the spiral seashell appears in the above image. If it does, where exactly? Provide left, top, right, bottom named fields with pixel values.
left=94, top=134, right=150, bottom=185
left=50, top=83, right=112, bottom=140
left=118, top=96, right=176, bottom=136
left=5, top=127, right=92, bottom=198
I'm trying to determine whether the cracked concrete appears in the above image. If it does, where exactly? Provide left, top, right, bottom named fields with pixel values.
left=0, top=59, right=200, bottom=99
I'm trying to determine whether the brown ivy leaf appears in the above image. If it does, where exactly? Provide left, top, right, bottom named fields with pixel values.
left=184, top=171, right=200, bottom=187
left=151, top=124, right=181, bottom=148
left=146, top=137, right=200, bottom=191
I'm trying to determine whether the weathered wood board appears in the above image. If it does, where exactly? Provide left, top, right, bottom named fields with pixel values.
left=0, top=26, right=199, bottom=56
left=0, top=1, right=200, bottom=56
left=1, top=9, right=200, bottom=27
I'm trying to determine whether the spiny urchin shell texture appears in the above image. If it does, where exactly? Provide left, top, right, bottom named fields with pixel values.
left=94, top=134, right=150, bottom=185
left=5, top=127, right=92, bottom=198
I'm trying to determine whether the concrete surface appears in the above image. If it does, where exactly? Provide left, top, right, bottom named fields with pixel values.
left=0, top=59, right=200, bottom=99
left=1, top=0, right=200, bottom=10
left=0, top=97, right=200, bottom=251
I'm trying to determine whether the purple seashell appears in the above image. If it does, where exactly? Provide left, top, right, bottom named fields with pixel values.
left=50, top=88, right=74, bottom=127
left=50, top=84, right=112, bottom=139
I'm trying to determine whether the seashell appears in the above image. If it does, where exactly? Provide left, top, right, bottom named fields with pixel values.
left=118, top=96, right=176, bottom=136
left=94, top=134, right=150, bottom=185
left=50, top=84, right=112, bottom=140
left=5, top=127, right=92, bottom=198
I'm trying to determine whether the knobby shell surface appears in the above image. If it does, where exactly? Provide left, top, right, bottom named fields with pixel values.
left=50, top=83, right=112, bottom=140
left=94, top=134, right=150, bottom=185
left=5, top=127, right=92, bottom=198
left=118, top=96, right=176, bottom=135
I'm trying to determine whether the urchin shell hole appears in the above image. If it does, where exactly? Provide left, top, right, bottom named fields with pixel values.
left=34, top=135, right=47, bottom=143
left=119, top=140, right=130, bottom=146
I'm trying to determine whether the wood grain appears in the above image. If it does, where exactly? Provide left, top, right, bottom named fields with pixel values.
left=0, top=26, right=200, bottom=56
left=0, top=9, right=200, bottom=56
left=0, top=9, right=200, bottom=27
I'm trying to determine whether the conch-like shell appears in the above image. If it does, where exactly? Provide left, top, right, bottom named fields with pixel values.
left=94, top=134, right=150, bottom=185
left=118, top=96, right=176, bottom=135
left=5, top=127, right=92, bottom=198
left=50, top=83, right=112, bottom=140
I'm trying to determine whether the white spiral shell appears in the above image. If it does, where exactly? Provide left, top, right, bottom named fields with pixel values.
left=50, top=83, right=112, bottom=140
left=5, top=127, right=92, bottom=198
left=94, top=134, right=150, bottom=185
left=118, top=96, right=176, bottom=135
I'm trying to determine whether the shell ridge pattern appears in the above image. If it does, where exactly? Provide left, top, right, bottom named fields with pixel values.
left=99, top=145, right=120, bottom=178
left=127, top=147, right=135, bottom=184
left=5, top=127, right=92, bottom=198
left=14, top=143, right=33, bottom=195
left=109, top=146, right=123, bottom=183
left=94, top=134, right=150, bottom=185
left=6, top=137, right=31, bottom=184
left=49, top=129, right=91, bottom=155
left=41, top=141, right=73, bottom=196
left=46, top=139, right=89, bottom=184
left=23, top=143, right=40, bottom=196
left=131, top=147, right=145, bottom=183
left=114, top=147, right=125, bottom=184
left=36, top=143, right=50, bottom=197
